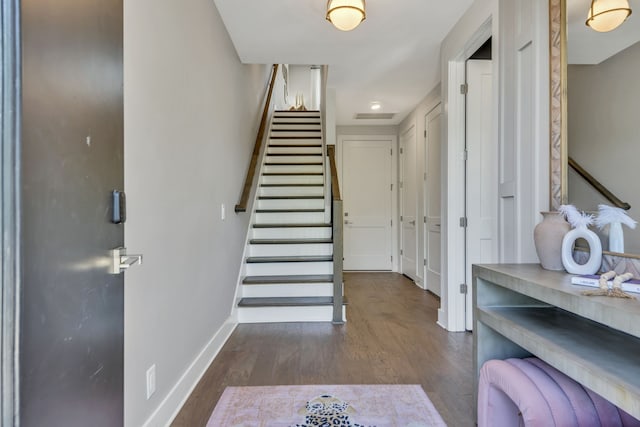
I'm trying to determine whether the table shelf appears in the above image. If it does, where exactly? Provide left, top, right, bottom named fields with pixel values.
left=474, top=264, right=640, bottom=419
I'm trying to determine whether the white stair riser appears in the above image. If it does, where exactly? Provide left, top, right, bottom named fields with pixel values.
left=263, top=165, right=323, bottom=174
left=237, top=306, right=345, bottom=323
left=266, top=155, right=323, bottom=164
left=259, top=186, right=324, bottom=197
left=261, top=175, right=323, bottom=185
left=245, top=261, right=333, bottom=276
left=271, top=124, right=321, bottom=131
left=270, top=131, right=321, bottom=138
left=272, top=118, right=321, bottom=125
left=267, top=146, right=322, bottom=155
left=241, top=283, right=333, bottom=298
left=252, top=227, right=332, bottom=239
left=257, top=198, right=324, bottom=210
left=249, top=243, right=333, bottom=257
left=273, top=112, right=320, bottom=118
left=255, top=211, right=325, bottom=224
left=269, top=139, right=323, bottom=146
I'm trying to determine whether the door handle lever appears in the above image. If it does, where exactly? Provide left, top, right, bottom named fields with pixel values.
left=409, top=220, right=416, bottom=225
left=110, top=247, right=143, bottom=274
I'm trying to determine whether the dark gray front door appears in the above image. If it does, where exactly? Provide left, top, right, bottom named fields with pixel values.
left=21, top=0, right=124, bottom=425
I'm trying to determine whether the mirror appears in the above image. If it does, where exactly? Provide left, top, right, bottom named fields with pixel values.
left=551, top=0, right=640, bottom=256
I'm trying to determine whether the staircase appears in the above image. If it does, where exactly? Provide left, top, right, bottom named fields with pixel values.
left=236, top=110, right=346, bottom=323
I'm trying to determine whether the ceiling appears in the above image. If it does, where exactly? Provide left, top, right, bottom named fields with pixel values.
left=567, top=0, right=640, bottom=64
left=214, top=0, right=474, bottom=126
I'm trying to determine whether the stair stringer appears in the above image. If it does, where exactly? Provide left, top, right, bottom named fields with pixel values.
left=229, top=115, right=276, bottom=322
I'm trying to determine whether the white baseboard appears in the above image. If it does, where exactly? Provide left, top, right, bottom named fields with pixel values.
left=142, top=319, right=238, bottom=427
left=437, top=308, right=447, bottom=330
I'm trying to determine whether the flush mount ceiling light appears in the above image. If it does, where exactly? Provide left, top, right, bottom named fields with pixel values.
left=370, top=101, right=381, bottom=110
left=326, top=0, right=366, bottom=32
left=586, top=0, right=632, bottom=32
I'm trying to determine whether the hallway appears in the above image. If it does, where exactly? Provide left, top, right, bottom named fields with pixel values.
left=172, top=272, right=474, bottom=426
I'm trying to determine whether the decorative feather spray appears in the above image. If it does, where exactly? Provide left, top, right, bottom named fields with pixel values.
left=595, top=205, right=637, bottom=253
left=559, top=204, right=594, bottom=229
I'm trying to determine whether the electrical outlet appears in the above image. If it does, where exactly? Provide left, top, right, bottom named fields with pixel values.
left=146, top=364, right=156, bottom=399
left=221, top=203, right=226, bottom=221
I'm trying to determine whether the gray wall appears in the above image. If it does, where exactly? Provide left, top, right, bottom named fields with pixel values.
left=123, top=0, right=269, bottom=425
left=568, top=41, right=640, bottom=253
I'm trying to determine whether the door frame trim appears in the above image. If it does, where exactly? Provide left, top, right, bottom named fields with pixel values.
left=335, top=135, right=398, bottom=272
left=1, top=0, right=21, bottom=424
left=442, top=18, right=493, bottom=331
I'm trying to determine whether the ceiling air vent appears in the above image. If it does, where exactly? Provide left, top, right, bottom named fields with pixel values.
left=354, top=113, right=396, bottom=120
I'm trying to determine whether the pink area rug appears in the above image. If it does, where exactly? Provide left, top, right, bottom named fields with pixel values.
left=206, top=384, right=447, bottom=426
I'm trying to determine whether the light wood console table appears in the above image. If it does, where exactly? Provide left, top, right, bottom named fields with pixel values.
left=473, top=264, right=640, bottom=419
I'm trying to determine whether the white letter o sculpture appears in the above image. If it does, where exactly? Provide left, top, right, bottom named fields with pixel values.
left=561, top=227, right=602, bottom=275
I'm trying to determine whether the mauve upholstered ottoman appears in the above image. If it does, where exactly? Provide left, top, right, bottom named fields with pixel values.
left=478, top=357, right=640, bottom=427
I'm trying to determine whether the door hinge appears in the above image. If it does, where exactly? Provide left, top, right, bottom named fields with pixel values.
left=391, top=255, right=393, bottom=262
left=424, top=216, right=426, bottom=223
left=400, top=147, right=404, bottom=154
left=460, top=217, right=468, bottom=228
left=400, top=249, right=404, bottom=255
left=391, top=219, right=393, bottom=227
left=424, top=130, right=427, bottom=138
left=463, top=149, right=468, bottom=161
left=400, top=215, right=403, bottom=222
left=460, top=83, right=468, bottom=95
left=460, top=283, right=468, bottom=294
left=390, top=148, right=393, bottom=155
left=424, top=259, right=427, bottom=266
left=424, top=172, right=427, bottom=181
left=390, top=183, right=393, bottom=191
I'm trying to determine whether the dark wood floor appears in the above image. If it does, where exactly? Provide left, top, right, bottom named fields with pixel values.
left=172, top=272, right=474, bottom=426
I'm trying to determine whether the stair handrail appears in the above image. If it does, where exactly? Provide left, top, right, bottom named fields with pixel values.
left=327, top=146, right=341, bottom=202
left=327, top=145, right=344, bottom=324
left=568, top=156, right=630, bottom=210
left=235, top=64, right=279, bottom=213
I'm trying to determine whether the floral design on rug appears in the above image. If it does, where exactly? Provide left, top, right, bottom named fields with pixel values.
left=291, top=394, right=375, bottom=427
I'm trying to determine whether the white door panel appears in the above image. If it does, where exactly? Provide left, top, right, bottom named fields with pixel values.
left=401, top=126, right=418, bottom=281
left=425, top=105, right=442, bottom=296
left=466, top=59, right=498, bottom=330
left=343, top=139, right=393, bottom=270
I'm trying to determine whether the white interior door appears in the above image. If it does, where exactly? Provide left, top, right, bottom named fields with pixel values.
left=401, top=126, right=418, bottom=280
left=465, top=59, right=498, bottom=330
left=342, top=139, right=393, bottom=270
left=425, top=105, right=442, bottom=296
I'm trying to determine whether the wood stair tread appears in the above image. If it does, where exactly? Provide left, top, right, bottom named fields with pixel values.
left=262, top=172, right=323, bottom=176
left=264, top=162, right=322, bottom=166
left=238, top=296, right=347, bottom=308
left=268, top=144, right=322, bottom=148
left=271, top=129, right=320, bottom=132
left=267, top=153, right=322, bottom=156
left=271, top=122, right=321, bottom=125
left=249, top=238, right=333, bottom=245
left=252, top=223, right=331, bottom=228
left=260, top=183, right=323, bottom=187
left=255, top=208, right=324, bottom=213
left=242, top=274, right=334, bottom=284
left=258, top=196, right=323, bottom=200
left=274, top=110, right=320, bottom=113
left=246, top=255, right=333, bottom=263
left=270, top=136, right=322, bottom=139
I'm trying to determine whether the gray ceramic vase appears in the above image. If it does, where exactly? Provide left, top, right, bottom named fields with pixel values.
left=534, top=211, right=571, bottom=271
